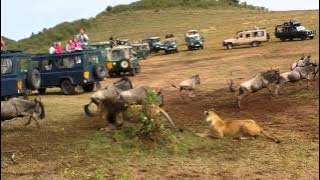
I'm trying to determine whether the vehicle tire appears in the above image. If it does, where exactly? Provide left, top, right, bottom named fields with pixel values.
left=188, top=46, right=192, bottom=51
left=301, top=36, right=307, bottom=41
left=94, top=65, right=107, bottom=80
left=61, top=79, right=76, bottom=95
left=38, top=88, right=46, bottom=95
left=201, top=45, right=204, bottom=49
left=280, top=38, right=286, bottom=42
left=82, top=84, right=95, bottom=92
left=27, top=68, right=41, bottom=90
left=130, top=68, right=136, bottom=76
left=309, top=36, right=314, bottom=40
left=226, top=43, right=233, bottom=50
left=252, top=41, right=259, bottom=47
left=289, top=38, right=293, bottom=41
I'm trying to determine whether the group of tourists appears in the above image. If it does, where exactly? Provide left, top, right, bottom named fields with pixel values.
left=49, top=28, right=89, bottom=54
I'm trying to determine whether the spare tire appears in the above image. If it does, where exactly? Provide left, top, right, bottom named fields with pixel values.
left=94, top=65, right=107, bottom=80
left=27, top=69, right=41, bottom=90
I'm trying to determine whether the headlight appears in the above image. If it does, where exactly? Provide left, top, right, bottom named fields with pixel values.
left=106, top=62, right=113, bottom=69
left=17, top=80, right=23, bottom=90
left=83, top=71, right=90, bottom=79
left=120, top=61, right=129, bottom=69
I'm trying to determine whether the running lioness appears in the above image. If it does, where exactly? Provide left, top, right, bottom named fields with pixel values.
left=203, top=109, right=280, bottom=143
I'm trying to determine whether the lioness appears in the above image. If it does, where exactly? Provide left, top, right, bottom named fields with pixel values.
left=204, top=109, right=280, bottom=143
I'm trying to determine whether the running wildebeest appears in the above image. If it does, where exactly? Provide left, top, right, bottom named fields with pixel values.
left=84, top=77, right=133, bottom=117
left=171, top=75, right=201, bottom=99
left=1, top=98, right=45, bottom=128
left=228, top=69, right=281, bottom=108
left=275, top=62, right=319, bottom=95
left=291, top=55, right=312, bottom=70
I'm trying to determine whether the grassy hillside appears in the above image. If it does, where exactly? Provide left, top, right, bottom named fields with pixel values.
left=12, top=0, right=269, bottom=53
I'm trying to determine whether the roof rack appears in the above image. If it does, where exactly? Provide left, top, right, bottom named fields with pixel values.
left=1, top=50, right=23, bottom=54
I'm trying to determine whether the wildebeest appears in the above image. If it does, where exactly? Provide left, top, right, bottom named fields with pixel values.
left=275, top=62, right=319, bottom=95
left=228, top=69, right=281, bottom=108
left=84, top=78, right=174, bottom=128
left=84, top=77, right=133, bottom=117
left=291, top=55, right=312, bottom=70
left=171, top=75, right=201, bottom=99
left=1, top=98, right=45, bottom=128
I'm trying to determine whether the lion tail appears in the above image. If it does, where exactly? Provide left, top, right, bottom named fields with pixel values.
left=261, top=130, right=281, bottom=143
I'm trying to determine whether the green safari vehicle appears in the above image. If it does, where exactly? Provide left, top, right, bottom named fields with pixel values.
left=131, top=43, right=150, bottom=60
left=105, top=45, right=141, bottom=77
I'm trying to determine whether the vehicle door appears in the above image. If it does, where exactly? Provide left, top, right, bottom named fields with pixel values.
left=1, top=57, right=18, bottom=97
left=234, top=33, right=245, bottom=45
left=38, top=58, right=59, bottom=87
left=56, top=55, right=83, bottom=84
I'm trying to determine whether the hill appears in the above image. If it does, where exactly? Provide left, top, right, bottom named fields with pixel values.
left=2, top=36, right=18, bottom=49
left=13, top=0, right=268, bottom=53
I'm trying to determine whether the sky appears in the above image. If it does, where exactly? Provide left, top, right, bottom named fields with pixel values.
left=1, top=0, right=319, bottom=41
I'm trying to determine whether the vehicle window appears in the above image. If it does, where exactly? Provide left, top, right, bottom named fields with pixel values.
left=1, top=58, right=13, bottom=74
left=19, top=58, right=29, bottom=73
left=112, top=50, right=125, bottom=61
left=256, top=31, right=264, bottom=37
left=41, top=60, right=53, bottom=71
left=56, top=57, right=76, bottom=69
left=88, top=55, right=99, bottom=64
left=238, top=33, right=243, bottom=38
left=296, top=26, right=306, bottom=31
left=245, top=33, right=251, bottom=38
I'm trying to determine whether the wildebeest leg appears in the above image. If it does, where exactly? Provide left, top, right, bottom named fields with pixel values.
left=32, top=116, right=40, bottom=129
left=237, top=93, right=245, bottom=108
left=275, top=84, right=281, bottom=96
left=24, top=115, right=32, bottom=126
left=267, top=86, right=275, bottom=97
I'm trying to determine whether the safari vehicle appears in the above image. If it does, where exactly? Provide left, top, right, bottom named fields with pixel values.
left=31, top=50, right=107, bottom=95
left=223, top=28, right=269, bottom=50
left=275, top=20, right=315, bottom=41
left=131, top=43, right=150, bottom=60
left=105, top=45, right=141, bottom=77
left=163, top=37, right=178, bottom=54
left=142, top=37, right=163, bottom=53
left=185, top=30, right=204, bottom=50
left=1, top=50, right=41, bottom=100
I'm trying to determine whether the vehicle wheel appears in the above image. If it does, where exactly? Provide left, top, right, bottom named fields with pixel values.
left=301, top=36, right=307, bottom=41
left=188, top=46, right=192, bottom=51
left=61, top=80, right=76, bottom=95
left=82, top=84, right=95, bottom=92
left=226, top=43, right=233, bottom=50
left=130, top=68, right=136, bottom=76
left=38, top=88, right=46, bottom=95
left=280, top=38, right=286, bottom=42
left=252, top=41, right=259, bottom=47
left=201, top=45, right=204, bottom=49
left=27, top=69, right=41, bottom=90
left=289, top=38, right=293, bottom=41
left=309, top=37, right=314, bottom=40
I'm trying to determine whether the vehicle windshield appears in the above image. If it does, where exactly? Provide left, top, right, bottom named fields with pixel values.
left=1, top=58, right=13, bottom=74
left=111, top=49, right=126, bottom=61
left=151, top=39, right=161, bottom=43
left=188, top=36, right=201, bottom=43
left=296, top=26, right=306, bottom=31
left=88, top=55, right=99, bottom=64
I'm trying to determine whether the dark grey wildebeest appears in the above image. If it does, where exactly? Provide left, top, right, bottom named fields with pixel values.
left=228, top=69, right=281, bottom=108
left=171, top=75, right=201, bottom=99
left=1, top=98, right=45, bottom=128
left=275, top=62, right=319, bottom=95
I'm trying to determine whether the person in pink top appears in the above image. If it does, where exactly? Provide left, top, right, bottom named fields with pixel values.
left=54, top=42, right=64, bottom=54
left=73, top=38, right=82, bottom=50
left=66, top=39, right=75, bottom=52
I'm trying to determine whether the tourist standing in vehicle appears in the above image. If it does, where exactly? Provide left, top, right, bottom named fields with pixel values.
left=1, top=37, right=7, bottom=51
left=76, top=28, right=89, bottom=46
left=66, top=40, right=75, bottom=52
left=49, top=43, right=56, bottom=54
left=55, top=42, right=64, bottom=54
left=73, top=38, right=82, bottom=50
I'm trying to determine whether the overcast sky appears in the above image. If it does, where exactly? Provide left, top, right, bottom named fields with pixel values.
left=1, top=0, right=319, bottom=40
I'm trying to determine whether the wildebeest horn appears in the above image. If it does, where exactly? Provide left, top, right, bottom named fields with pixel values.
left=84, top=100, right=100, bottom=117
